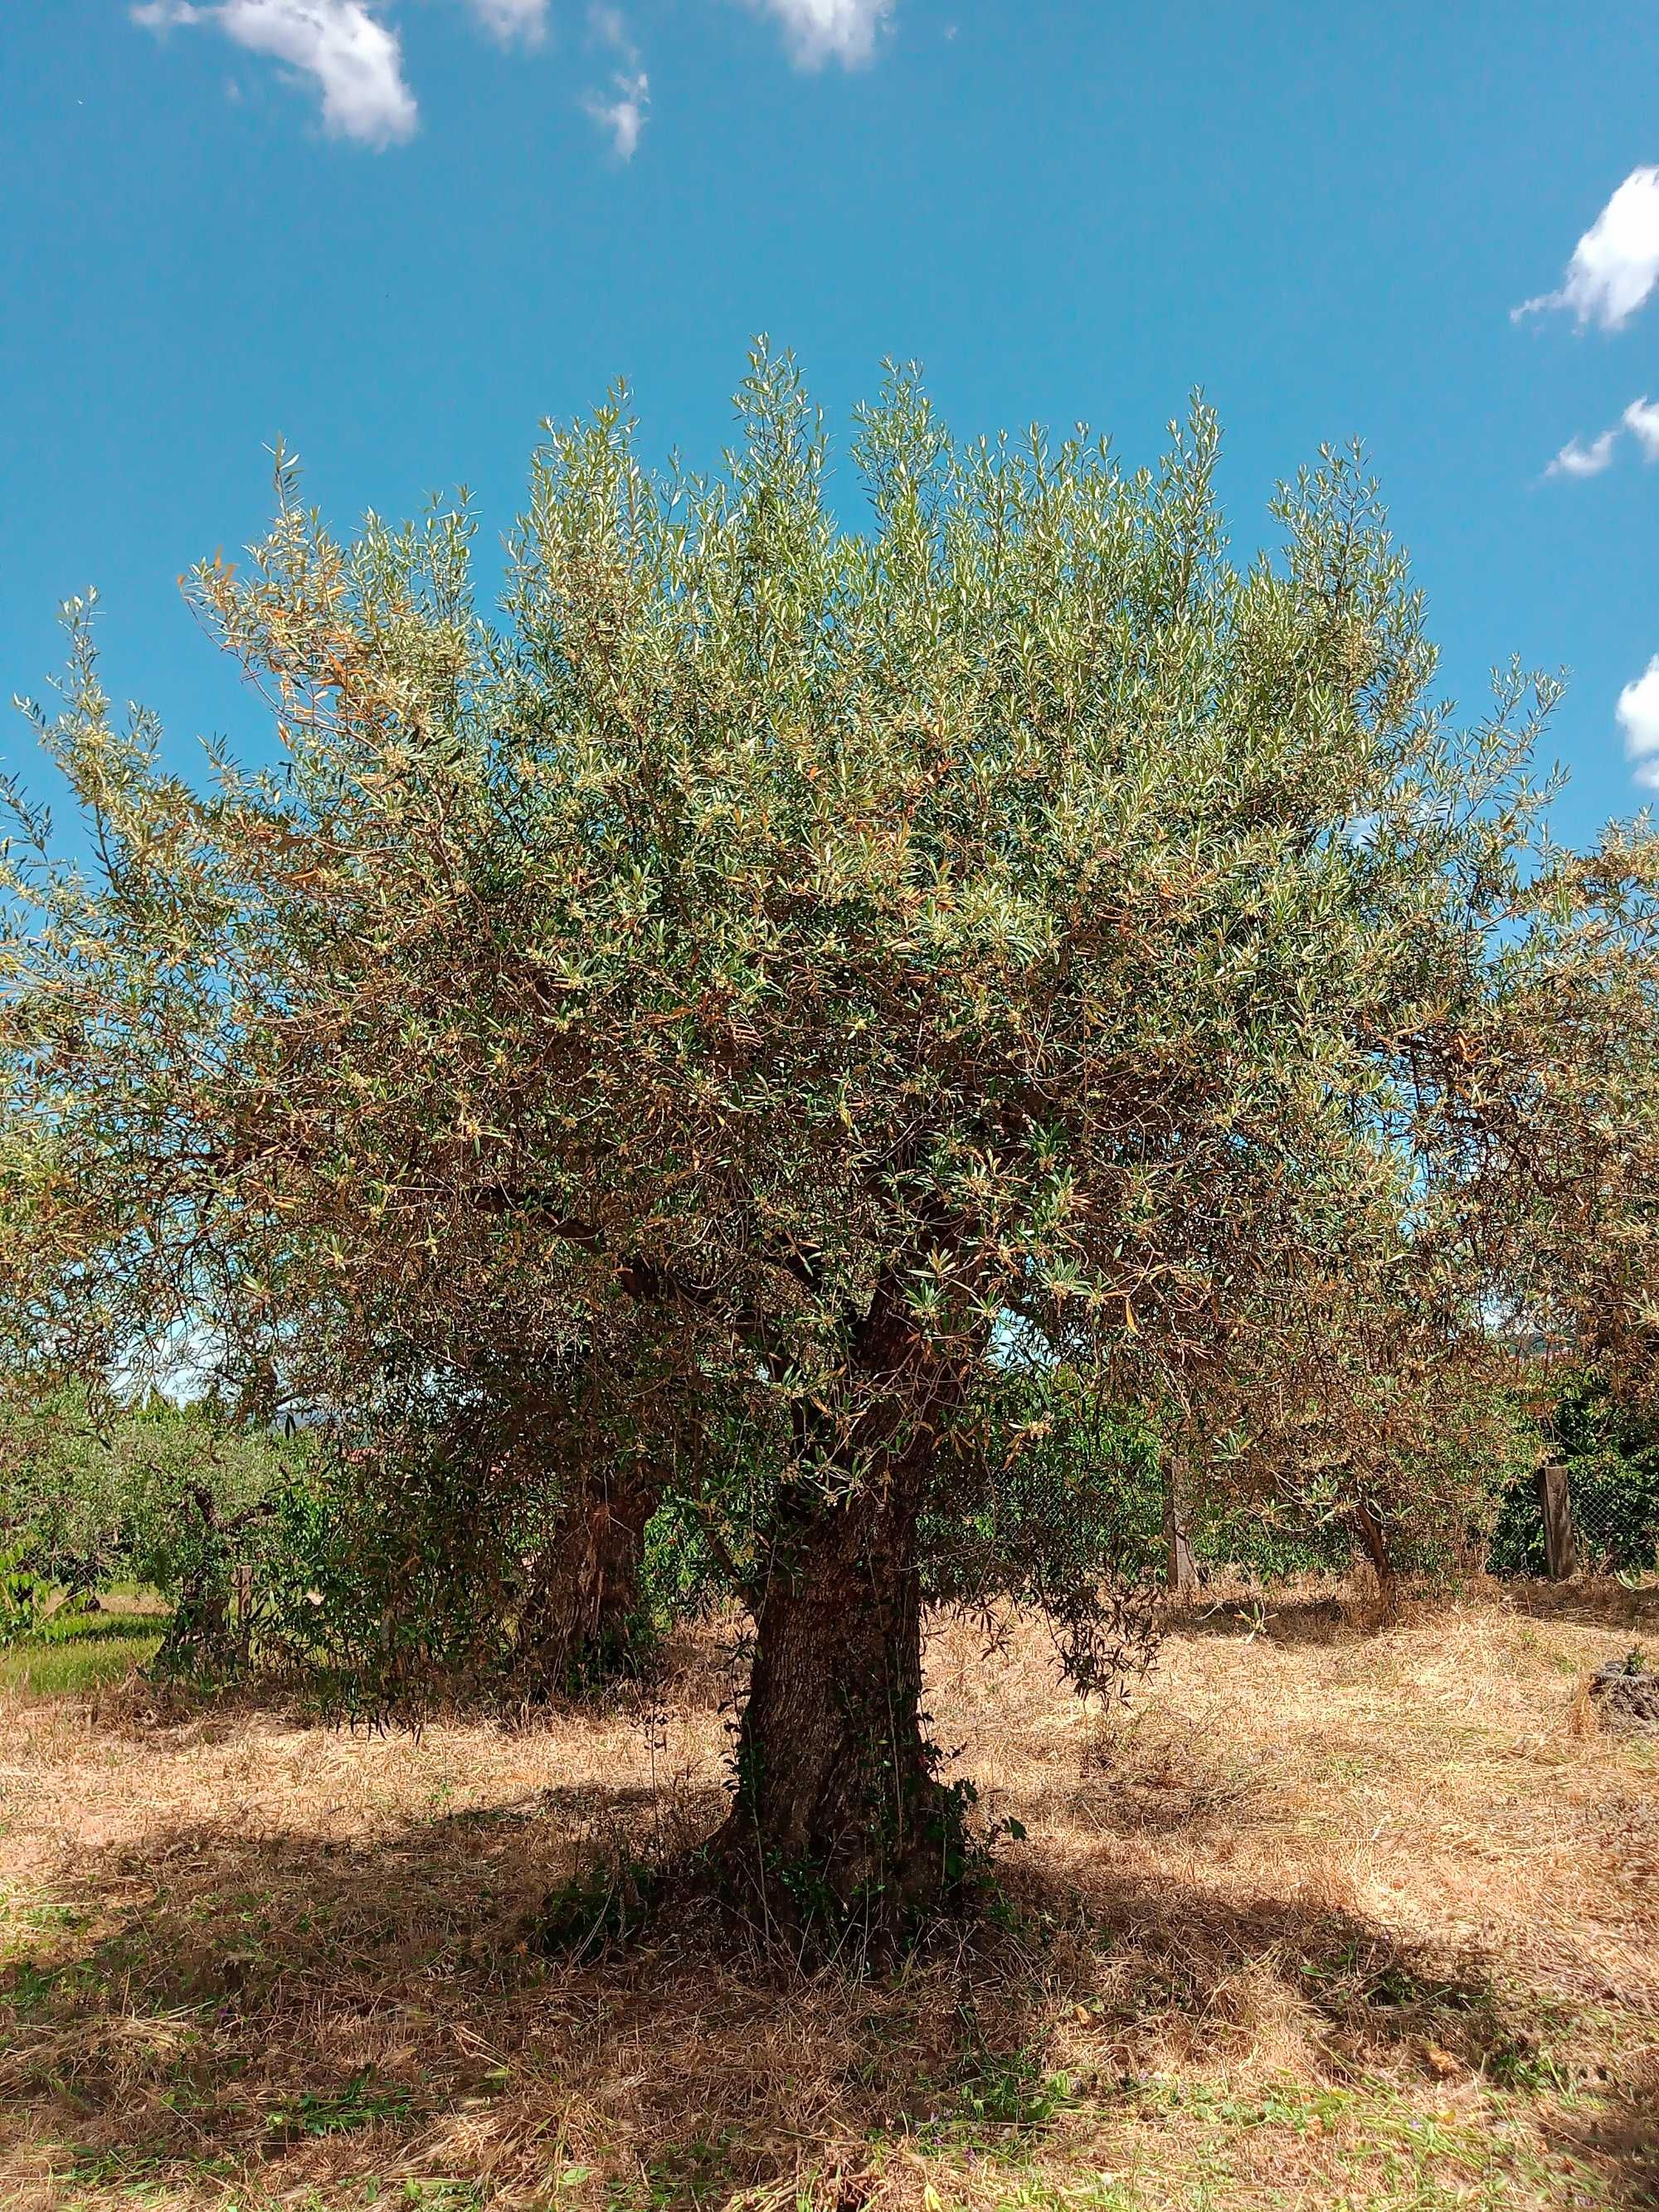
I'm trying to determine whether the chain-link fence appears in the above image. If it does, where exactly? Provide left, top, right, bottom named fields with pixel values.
left=1486, top=1441, right=1659, bottom=1579
left=1547, top=1462, right=1659, bottom=1576
left=1175, top=1463, right=1659, bottom=1587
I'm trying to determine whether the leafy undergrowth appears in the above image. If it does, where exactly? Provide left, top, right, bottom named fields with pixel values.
left=0, top=1579, right=1655, bottom=2211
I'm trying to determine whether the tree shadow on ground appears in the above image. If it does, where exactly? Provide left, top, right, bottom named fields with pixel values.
left=1506, top=1579, right=1659, bottom=1634
left=0, top=1791, right=1642, bottom=2209
left=1544, top=2088, right=1659, bottom=2212
left=1163, top=1587, right=1369, bottom=1645
left=1167, top=1575, right=1659, bottom=1650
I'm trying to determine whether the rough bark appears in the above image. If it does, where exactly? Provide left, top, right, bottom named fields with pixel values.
left=713, top=1285, right=967, bottom=1932
left=1352, top=1498, right=1394, bottom=1583
left=717, top=1476, right=955, bottom=1923
left=515, top=1465, right=658, bottom=1693
left=1538, top=1460, right=1578, bottom=1581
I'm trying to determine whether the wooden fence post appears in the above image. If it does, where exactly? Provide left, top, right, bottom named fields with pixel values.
left=1538, top=1460, right=1577, bottom=1581
left=1164, top=1467, right=1197, bottom=1604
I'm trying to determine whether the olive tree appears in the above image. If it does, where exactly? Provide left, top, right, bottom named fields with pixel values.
left=4, top=349, right=1657, bottom=1923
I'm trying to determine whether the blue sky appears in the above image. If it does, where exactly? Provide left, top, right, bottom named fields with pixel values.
left=0, top=0, right=1653, bottom=846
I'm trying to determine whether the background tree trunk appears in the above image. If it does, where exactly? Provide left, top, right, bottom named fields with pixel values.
left=515, top=1466, right=657, bottom=1693
left=1164, top=1465, right=1197, bottom=1605
left=1352, top=1497, right=1394, bottom=1582
left=1351, top=1495, right=1400, bottom=1619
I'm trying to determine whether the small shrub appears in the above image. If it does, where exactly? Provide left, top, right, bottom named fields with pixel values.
left=0, top=1545, right=46, bottom=1646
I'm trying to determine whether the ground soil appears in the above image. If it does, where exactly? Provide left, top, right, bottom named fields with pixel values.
left=0, top=1575, right=1655, bottom=2211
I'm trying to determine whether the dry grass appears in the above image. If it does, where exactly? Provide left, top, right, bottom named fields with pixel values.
left=1, top=1577, right=1656, bottom=2212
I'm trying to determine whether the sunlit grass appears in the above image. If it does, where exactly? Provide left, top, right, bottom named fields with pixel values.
left=0, top=1580, right=1654, bottom=2210
left=0, top=1609, right=163, bottom=1695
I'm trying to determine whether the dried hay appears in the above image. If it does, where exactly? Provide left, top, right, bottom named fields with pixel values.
left=0, top=1578, right=1655, bottom=2210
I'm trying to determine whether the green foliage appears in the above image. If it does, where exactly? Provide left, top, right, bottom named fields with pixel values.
left=0, top=1387, right=309, bottom=1672
left=929, top=1373, right=1166, bottom=1596
left=931, top=1364, right=1535, bottom=1597
left=924, top=1368, right=1163, bottom=1694
left=0, top=1388, right=304, bottom=1594
left=637, top=1495, right=730, bottom=1632
left=260, top=1461, right=603, bottom=1705
left=0, top=1545, right=46, bottom=1644
left=1199, top=1366, right=1541, bottom=1583
left=12, top=352, right=1655, bottom=1500
left=244, top=1429, right=693, bottom=1709
left=1490, top=1376, right=1659, bottom=1577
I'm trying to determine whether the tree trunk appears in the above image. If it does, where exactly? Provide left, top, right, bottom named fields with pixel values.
left=1351, top=1496, right=1399, bottom=1615
left=711, top=1284, right=968, bottom=1936
left=573, top=1474, right=655, bottom=1663
left=716, top=1474, right=957, bottom=1930
left=516, top=1466, right=657, bottom=1694
left=1351, top=1498, right=1391, bottom=1577
left=1164, top=1465, right=1197, bottom=1607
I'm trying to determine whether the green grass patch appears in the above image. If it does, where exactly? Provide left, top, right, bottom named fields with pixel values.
left=0, top=1611, right=163, bottom=1695
left=270, top=2069, right=416, bottom=2140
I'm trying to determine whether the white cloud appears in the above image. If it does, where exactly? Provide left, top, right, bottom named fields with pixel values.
left=585, top=70, right=649, bottom=156
left=134, top=0, right=893, bottom=161
left=1545, top=394, right=1659, bottom=479
left=1618, top=658, right=1659, bottom=790
left=1546, top=429, right=1618, bottom=479
left=1515, top=167, right=1659, bottom=333
left=743, top=0, right=893, bottom=68
left=464, top=0, right=550, bottom=43
left=589, top=2, right=630, bottom=48
left=582, top=5, right=647, bottom=152
left=134, top=0, right=417, bottom=145
left=1623, top=394, right=1659, bottom=459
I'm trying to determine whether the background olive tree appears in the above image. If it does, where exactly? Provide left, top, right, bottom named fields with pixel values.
left=0, top=1386, right=308, bottom=1670
left=4, top=348, right=1657, bottom=1928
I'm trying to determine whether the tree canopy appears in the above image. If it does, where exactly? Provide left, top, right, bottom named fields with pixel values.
left=4, top=348, right=1657, bottom=1927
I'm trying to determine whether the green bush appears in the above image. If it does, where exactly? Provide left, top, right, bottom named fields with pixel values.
left=1489, top=1379, right=1659, bottom=1577
left=0, top=1545, right=46, bottom=1644
left=243, top=1440, right=705, bottom=1712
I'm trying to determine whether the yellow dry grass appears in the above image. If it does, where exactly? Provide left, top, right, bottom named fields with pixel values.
left=0, top=1578, right=1655, bottom=2212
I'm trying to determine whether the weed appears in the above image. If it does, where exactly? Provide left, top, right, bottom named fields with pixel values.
left=270, top=2069, right=415, bottom=2138
left=536, top=1853, right=660, bottom=1962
